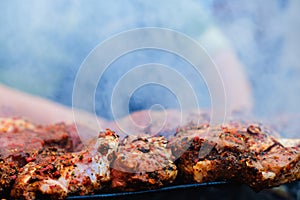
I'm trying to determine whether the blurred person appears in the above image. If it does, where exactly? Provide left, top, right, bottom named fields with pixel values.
left=0, top=0, right=253, bottom=125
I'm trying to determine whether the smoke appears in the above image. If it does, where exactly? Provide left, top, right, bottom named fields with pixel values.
left=211, top=0, right=300, bottom=137
left=1, top=1, right=300, bottom=137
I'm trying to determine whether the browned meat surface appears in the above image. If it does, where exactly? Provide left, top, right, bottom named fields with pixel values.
left=0, top=118, right=82, bottom=164
left=0, top=118, right=83, bottom=198
left=0, top=116, right=299, bottom=199
left=107, top=109, right=210, bottom=139
left=278, top=138, right=300, bottom=148
left=0, top=155, right=19, bottom=197
left=0, top=147, right=68, bottom=198
left=170, top=122, right=300, bottom=191
left=111, top=135, right=177, bottom=191
left=11, top=129, right=119, bottom=200
left=0, top=118, right=36, bottom=133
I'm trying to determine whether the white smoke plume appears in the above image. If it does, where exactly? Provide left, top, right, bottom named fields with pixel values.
left=1, top=0, right=300, bottom=137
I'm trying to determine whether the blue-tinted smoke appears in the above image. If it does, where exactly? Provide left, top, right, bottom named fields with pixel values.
left=0, top=0, right=300, bottom=137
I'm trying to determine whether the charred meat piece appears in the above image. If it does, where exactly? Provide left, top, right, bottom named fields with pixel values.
left=11, top=129, right=119, bottom=200
left=0, top=155, right=19, bottom=197
left=170, top=122, right=300, bottom=191
left=111, top=135, right=177, bottom=191
left=108, top=110, right=210, bottom=139
left=278, top=138, right=300, bottom=148
left=0, top=147, right=67, bottom=198
left=0, top=118, right=82, bottom=165
left=252, top=144, right=300, bottom=189
left=0, top=118, right=36, bottom=133
left=0, top=118, right=82, bottom=197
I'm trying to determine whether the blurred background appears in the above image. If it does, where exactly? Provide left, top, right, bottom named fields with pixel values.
left=0, top=0, right=300, bottom=138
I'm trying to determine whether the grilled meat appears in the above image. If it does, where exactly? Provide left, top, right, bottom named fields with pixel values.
left=0, top=118, right=36, bottom=133
left=170, top=122, right=300, bottom=191
left=0, top=118, right=82, bottom=197
left=108, top=109, right=210, bottom=139
left=11, top=129, right=119, bottom=200
left=0, top=156, right=19, bottom=197
left=278, top=138, right=300, bottom=148
left=0, top=147, right=68, bottom=197
left=1, top=116, right=300, bottom=199
left=111, top=135, right=177, bottom=191
left=0, top=118, right=82, bottom=162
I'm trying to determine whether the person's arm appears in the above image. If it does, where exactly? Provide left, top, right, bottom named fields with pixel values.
left=213, top=48, right=253, bottom=113
left=0, top=84, right=112, bottom=143
left=0, top=84, right=75, bottom=124
left=198, top=26, right=253, bottom=114
left=0, top=84, right=109, bottom=129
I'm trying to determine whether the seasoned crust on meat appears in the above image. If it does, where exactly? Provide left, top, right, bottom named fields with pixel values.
left=0, top=155, right=19, bottom=197
left=0, top=118, right=36, bottom=133
left=170, top=122, right=300, bottom=191
left=111, top=135, right=177, bottom=191
left=0, top=118, right=82, bottom=197
left=0, top=118, right=82, bottom=161
left=11, top=129, right=119, bottom=200
left=1, top=116, right=299, bottom=198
